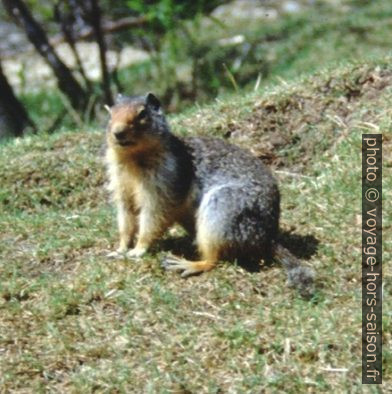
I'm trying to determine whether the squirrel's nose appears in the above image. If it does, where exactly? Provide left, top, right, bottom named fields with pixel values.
left=114, top=131, right=127, bottom=141
left=111, top=123, right=128, bottom=141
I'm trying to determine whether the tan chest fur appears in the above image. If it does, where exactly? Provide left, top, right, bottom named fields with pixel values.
left=105, top=148, right=144, bottom=210
left=105, top=141, right=197, bottom=228
left=105, top=144, right=176, bottom=216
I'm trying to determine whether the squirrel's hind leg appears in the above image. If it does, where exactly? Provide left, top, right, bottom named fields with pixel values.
left=162, top=214, right=223, bottom=277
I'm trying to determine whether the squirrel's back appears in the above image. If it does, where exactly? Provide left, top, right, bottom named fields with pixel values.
left=183, top=136, right=280, bottom=255
left=185, top=136, right=278, bottom=194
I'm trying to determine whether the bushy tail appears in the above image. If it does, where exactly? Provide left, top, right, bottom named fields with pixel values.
left=272, top=242, right=315, bottom=298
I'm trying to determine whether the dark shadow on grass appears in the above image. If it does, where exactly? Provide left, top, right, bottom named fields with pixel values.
left=153, top=234, right=198, bottom=260
left=277, top=231, right=320, bottom=260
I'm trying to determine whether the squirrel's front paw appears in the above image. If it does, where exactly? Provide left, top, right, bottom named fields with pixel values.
left=107, top=249, right=126, bottom=259
left=126, top=247, right=147, bottom=259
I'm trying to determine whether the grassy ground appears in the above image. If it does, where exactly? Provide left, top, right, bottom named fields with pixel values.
left=1, top=58, right=391, bottom=392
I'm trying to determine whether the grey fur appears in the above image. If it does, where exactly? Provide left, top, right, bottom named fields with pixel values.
left=183, top=136, right=280, bottom=256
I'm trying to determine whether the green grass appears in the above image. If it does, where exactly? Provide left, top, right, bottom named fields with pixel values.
left=0, top=57, right=391, bottom=391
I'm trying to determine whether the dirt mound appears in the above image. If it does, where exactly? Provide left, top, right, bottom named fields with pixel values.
left=225, top=64, right=391, bottom=170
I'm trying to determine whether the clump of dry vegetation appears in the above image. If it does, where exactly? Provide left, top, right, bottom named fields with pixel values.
left=0, top=59, right=391, bottom=392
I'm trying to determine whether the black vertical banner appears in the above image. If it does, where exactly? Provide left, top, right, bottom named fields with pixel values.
left=362, top=134, right=382, bottom=384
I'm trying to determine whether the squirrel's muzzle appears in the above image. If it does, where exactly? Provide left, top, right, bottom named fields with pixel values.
left=114, top=130, right=127, bottom=142
left=111, top=123, right=127, bottom=137
left=110, top=123, right=135, bottom=146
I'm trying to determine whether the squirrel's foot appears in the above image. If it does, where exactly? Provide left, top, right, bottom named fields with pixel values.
left=126, top=246, right=147, bottom=259
left=162, top=254, right=216, bottom=277
left=107, top=249, right=127, bottom=259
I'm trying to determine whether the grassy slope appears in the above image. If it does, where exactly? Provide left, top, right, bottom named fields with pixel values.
left=0, top=58, right=391, bottom=392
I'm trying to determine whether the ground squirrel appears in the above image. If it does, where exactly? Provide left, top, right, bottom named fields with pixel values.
left=105, top=93, right=314, bottom=297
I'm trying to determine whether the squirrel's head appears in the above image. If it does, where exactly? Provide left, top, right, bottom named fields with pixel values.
left=106, top=93, right=167, bottom=152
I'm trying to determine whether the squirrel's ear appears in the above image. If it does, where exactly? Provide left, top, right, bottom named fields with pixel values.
left=115, top=93, right=124, bottom=104
left=146, top=93, right=161, bottom=111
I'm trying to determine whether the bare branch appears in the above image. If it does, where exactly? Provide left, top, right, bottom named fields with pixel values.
left=2, top=0, right=87, bottom=112
left=54, top=0, right=93, bottom=93
left=83, top=0, right=112, bottom=105
left=51, top=15, right=148, bottom=45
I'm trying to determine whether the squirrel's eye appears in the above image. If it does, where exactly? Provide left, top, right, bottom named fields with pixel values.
left=138, top=109, right=148, bottom=120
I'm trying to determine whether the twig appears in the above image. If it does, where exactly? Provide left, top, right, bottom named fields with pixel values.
left=192, top=311, right=224, bottom=321
left=321, top=367, right=349, bottom=373
left=50, top=16, right=148, bottom=46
